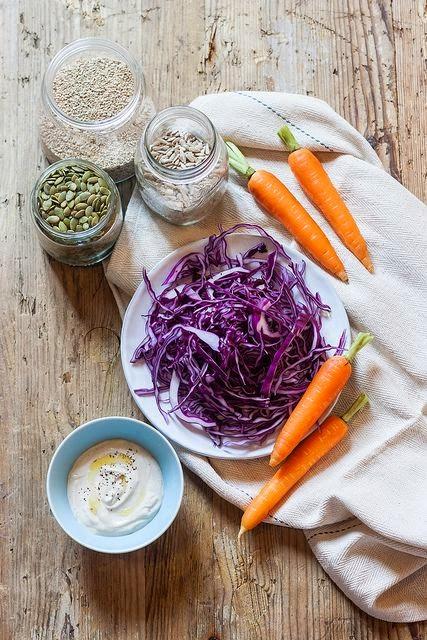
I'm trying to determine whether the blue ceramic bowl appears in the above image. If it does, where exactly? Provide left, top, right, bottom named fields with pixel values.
left=46, top=416, right=184, bottom=553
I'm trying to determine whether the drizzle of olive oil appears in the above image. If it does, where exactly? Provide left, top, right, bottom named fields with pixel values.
left=89, top=452, right=133, bottom=472
left=88, top=452, right=133, bottom=483
left=88, top=496, right=99, bottom=514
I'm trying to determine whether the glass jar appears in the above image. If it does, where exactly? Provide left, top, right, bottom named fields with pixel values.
left=134, top=106, right=228, bottom=225
left=31, top=159, right=123, bottom=266
left=39, top=37, right=155, bottom=182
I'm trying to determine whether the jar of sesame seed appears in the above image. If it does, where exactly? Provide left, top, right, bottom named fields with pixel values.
left=39, top=38, right=155, bottom=182
left=134, top=106, right=228, bottom=225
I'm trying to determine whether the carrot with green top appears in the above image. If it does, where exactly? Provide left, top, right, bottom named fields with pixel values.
left=239, top=393, right=369, bottom=538
left=270, top=332, right=373, bottom=468
left=226, top=142, right=348, bottom=283
left=277, top=126, right=373, bottom=273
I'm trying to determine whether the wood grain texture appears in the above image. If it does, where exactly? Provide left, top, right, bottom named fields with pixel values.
left=0, top=1, right=425, bottom=639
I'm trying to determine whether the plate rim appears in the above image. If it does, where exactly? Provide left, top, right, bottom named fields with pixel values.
left=120, top=232, right=351, bottom=459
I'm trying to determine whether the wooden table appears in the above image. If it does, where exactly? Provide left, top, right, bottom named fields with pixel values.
left=1, top=1, right=425, bottom=638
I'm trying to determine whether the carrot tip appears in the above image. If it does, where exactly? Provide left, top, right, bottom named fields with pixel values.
left=362, top=256, right=374, bottom=273
left=238, top=525, right=247, bottom=541
left=337, top=270, right=349, bottom=283
left=269, top=455, right=279, bottom=468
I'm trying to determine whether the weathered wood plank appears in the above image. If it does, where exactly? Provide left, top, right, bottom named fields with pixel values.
left=0, top=0, right=425, bottom=639
left=392, top=1, right=427, bottom=201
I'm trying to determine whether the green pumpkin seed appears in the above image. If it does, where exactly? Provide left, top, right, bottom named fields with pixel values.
left=38, top=164, right=113, bottom=235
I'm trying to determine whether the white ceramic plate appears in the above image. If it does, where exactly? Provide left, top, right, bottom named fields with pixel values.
left=121, top=233, right=350, bottom=459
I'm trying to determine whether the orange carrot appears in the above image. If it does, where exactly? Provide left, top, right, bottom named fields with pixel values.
left=277, top=126, right=373, bottom=273
left=239, top=393, right=369, bottom=538
left=226, top=142, right=348, bottom=283
left=270, top=332, right=373, bottom=467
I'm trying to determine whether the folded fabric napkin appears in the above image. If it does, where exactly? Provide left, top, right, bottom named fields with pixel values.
left=106, top=92, right=427, bottom=622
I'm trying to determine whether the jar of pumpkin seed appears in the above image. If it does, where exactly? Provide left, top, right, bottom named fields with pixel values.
left=31, top=158, right=123, bottom=266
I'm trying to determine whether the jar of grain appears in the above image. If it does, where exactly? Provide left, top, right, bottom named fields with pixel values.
left=39, top=38, right=155, bottom=182
left=31, top=159, right=123, bottom=266
left=134, top=106, right=228, bottom=225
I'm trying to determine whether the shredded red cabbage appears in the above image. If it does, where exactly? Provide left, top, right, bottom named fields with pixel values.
left=132, top=224, right=345, bottom=447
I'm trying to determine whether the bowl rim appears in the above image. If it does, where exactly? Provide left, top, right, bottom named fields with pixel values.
left=46, top=415, right=184, bottom=553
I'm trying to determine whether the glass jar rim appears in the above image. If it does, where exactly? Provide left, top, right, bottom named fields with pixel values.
left=31, top=158, right=118, bottom=242
left=141, top=106, right=219, bottom=182
left=42, top=37, right=145, bottom=132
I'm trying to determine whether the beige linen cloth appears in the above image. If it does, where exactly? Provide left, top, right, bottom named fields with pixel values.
left=106, top=92, right=427, bottom=622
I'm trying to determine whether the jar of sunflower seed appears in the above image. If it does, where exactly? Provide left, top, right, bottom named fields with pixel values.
left=31, top=159, right=123, bottom=266
left=135, top=106, right=228, bottom=225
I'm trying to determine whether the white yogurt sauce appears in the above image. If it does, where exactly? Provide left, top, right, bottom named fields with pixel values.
left=67, top=439, right=163, bottom=536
